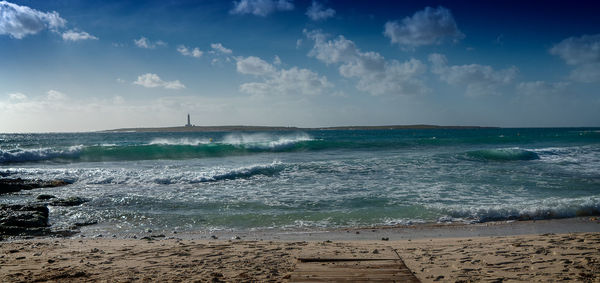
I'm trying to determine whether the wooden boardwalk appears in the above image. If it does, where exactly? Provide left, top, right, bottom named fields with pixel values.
left=289, top=246, right=420, bottom=282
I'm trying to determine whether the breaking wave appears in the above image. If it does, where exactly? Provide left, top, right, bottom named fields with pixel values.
left=0, top=133, right=315, bottom=164
left=439, top=197, right=600, bottom=223
left=154, top=162, right=284, bottom=184
left=0, top=146, right=83, bottom=164
left=465, top=148, right=540, bottom=161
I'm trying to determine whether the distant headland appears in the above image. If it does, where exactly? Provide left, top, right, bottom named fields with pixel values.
left=99, top=114, right=495, bottom=133
left=101, top=124, right=495, bottom=133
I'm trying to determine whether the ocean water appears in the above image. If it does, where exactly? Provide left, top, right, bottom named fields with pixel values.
left=1, top=128, right=599, bottom=234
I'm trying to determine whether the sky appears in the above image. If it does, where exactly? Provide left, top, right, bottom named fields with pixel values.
left=1, top=0, right=599, bottom=132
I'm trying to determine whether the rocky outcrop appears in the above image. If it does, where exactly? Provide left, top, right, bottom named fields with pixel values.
left=50, top=197, right=88, bottom=207
left=37, top=194, right=57, bottom=201
left=0, top=178, right=71, bottom=195
left=0, top=204, right=50, bottom=236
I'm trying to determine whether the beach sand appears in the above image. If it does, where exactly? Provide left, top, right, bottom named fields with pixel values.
left=1, top=219, right=600, bottom=282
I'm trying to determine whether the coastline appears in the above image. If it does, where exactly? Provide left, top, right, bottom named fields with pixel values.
left=70, top=216, right=600, bottom=242
left=100, top=124, right=496, bottom=133
left=1, top=218, right=599, bottom=282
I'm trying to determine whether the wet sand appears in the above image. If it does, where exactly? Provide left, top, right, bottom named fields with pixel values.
left=1, top=218, right=600, bottom=282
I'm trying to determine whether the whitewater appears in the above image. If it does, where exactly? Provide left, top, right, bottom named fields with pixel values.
left=1, top=128, right=599, bottom=235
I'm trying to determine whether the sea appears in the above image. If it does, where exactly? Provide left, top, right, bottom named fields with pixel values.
left=1, top=128, right=599, bottom=235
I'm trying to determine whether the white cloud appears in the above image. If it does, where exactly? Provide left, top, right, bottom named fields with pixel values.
left=549, top=34, right=600, bottom=83
left=0, top=1, right=66, bottom=39
left=8, top=92, right=26, bottom=100
left=429, top=53, right=518, bottom=96
left=305, top=30, right=428, bottom=96
left=236, top=56, right=331, bottom=96
left=62, top=29, right=97, bottom=41
left=306, top=1, right=335, bottom=21
left=177, top=45, right=203, bottom=58
left=134, top=73, right=185, bottom=90
left=230, top=0, right=294, bottom=17
left=516, top=81, right=571, bottom=96
left=47, top=90, right=67, bottom=100
left=210, top=43, right=233, bottom=54
left=236, top=56, right=276, bottom=75
left=273, top=55, right=281, bottom=65
left=116, top=78, right=126, bottom=83
left=384, top=6, right=463, bottom=48
left=112, top=96, right=125, bottom=104
left=134, top=36, right=166, bottom=49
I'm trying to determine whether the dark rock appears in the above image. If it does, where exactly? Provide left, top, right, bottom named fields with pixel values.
left=74, top=221, right=97, bottom=227
left=0, top=204, right=50, bottom=236
left=50, top=197, right=88, bottom=207
left=37, top=194, right=57, bottom=200
left=0, top=178, right=71, bottom=195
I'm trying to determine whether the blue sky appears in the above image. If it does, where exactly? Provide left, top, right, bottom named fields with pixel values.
left=1, top=0, right=599, bottom=132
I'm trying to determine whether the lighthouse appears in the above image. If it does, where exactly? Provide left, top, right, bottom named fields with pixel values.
left=185, top=114, right=192, bottom=127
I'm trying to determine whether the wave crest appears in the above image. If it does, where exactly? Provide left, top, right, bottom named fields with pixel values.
left=440, top=197, right=600, bottom=223
left=222, top=133, right=313, bottom=150
left=153, top=162, right=284, bottom=184
left=465, top=148, right=539, bottom=161
left=149, top=138, right=211, bottom=146
left=0, top=146, right=82, bottom=164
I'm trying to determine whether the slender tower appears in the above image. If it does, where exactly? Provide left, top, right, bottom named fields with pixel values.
left=186, top=114, right=192, bottom=127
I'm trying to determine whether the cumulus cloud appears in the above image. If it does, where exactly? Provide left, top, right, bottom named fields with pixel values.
left=134, top=36, right=166, bottom=49
left=516, top=81, right=571, bottom=96
left=0, top=0, right=66, bottom=39
left=210, top=43, right=233, bottom=54
left=549, top=34, right=600, bottom=83
left=429, top=53, right=518, bottom=96
left=305, top=30, right=428, bottom=96
left=230, top=0, right=294, bottom=16
left=134, top=73, right=185, bottom=90
left=177, top=45, right=203, bottom=58
left=306, top=1, right=335, bottom=21
left=8, top=92, right=26, bottom=100
left=46, top=90, right=67, bottom=100
left=236, top=56, right=331, bottom=96
left=384, top=6, right=463, bottom=48
left=236, top=56, right=276, bottom=75
left=62, top=29, right=97, bottom=41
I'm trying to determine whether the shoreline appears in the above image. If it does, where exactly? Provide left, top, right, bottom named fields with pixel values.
left=73, top=216, right=600, bottom=242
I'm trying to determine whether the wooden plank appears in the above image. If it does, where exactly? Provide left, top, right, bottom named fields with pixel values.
left=290, top=247, right=420, bottom=283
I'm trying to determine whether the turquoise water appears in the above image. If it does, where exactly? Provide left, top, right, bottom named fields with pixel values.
left=1, top=128, right=599, bottom=233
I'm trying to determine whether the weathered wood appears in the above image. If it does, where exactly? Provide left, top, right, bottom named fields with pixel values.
left=290, top=247, right=420, bottom=282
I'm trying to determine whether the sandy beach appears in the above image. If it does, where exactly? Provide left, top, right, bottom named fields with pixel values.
left=1, top=218, right=600, bottom=282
